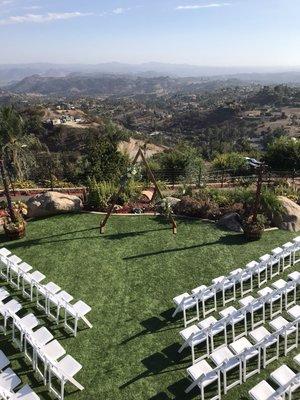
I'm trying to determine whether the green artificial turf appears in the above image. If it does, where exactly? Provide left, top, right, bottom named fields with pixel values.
left=0, top=213, right=299, bottom=400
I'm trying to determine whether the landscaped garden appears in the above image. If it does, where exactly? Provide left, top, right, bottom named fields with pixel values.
left=0, top=213, right=298, bottom=399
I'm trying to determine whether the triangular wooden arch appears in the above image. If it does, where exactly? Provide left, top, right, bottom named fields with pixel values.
left=100, top=148, right=177, bottom=234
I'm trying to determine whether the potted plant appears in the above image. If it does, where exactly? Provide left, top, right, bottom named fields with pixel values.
left=3, top=211, right=26, bottom=240
left=242, top=214, right=266, bottom=241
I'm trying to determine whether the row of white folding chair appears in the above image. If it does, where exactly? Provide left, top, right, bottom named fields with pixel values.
left=0, top=349, right=39, bottom=399
left=172, top=238, right=300, bottom=326
left=185, top=316, right=300, bottom=400
left=179, top=277, right=299, bottom=363
left=3, top=306, right=84, bottom=400
left=249, top=366, right=300, bottom=400
left=0, top=248, right=92, bottom=336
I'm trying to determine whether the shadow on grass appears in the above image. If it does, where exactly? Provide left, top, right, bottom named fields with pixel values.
left=123, top=234, right=248, bottom=260
left=119, top=343, right=189, bottom=390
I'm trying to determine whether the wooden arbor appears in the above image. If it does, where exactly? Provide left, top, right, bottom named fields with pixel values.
left=100, top=148, right=177, bottom=234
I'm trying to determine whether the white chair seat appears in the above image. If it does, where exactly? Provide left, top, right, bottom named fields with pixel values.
left=39, top=282, right=61, bottom=296
left=0, top=248, right=11, bottom=257
left=8, top=255, right=22, bottom=265
left=288, top=271, right=300, bottom=281
left=11, top=384, right=40, bottom=400
left=249, top=326, right=273, bottom=344
left=219, top=306, right=236, bottom=318
left=15, top=314, right=39, bottom=332
left=180, top=325, right=201, bottom=341
left=270, top=316, right=296, bottom=335
left=0, top=368, right=21, bottom=390
left=40, top=340, right=66, bottom=362
left=51, top=355, right=82, bottom=380
left=210, top=346, right=233, bottom=366
left=270, top=364, right=295, bottom=387
left=187, top=360, right=217, bottom=387
left=287, top=305, right=300, bottom=320
left=69, top=300, right=91, bottom=317
left=0, top=299, right=22, bottom=315
left=257, top=287, right=273, bottom=297
left=18, top=262, right=32, bottom=274
left=229, top=337, right=258, bottom=360
left=23, top=270, right=45, bottom=284
left=28, top=327, right=53, bottom=347
left=294, top=354, right=300, bottom=366
left=0, top=288, right=10, bottom=301
left=249, top=380, right=277, bottom=400
left=173, top=293, right=190, bottom=306
left=0, top=350, right=10, bottom=370
left=239, top=295, right=255, bottom=307
left=198, top=316, right=217, bottom=330
left=271, top=279, right=287, bottom=290
left=191, top=285, right=207, bottom=295
left=48, top=291, right=73, bottom=306
left=212, top=276, right=225, bottom=285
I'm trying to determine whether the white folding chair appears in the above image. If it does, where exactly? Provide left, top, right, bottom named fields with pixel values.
left=216, top=277, right=236, bottom=306
left=272, top=279, right=297, bottom=309
left=270, top=248, right=283, bottom=279
left=36, top=282, right=61, bottom=313
left=287, top=305, right=300, bottom=321
left=208, top=318, right=228, bottom=352
left=48, top=355, right=83, bottom=400
left=249, top=326, right=279, bottom=368
left=257, top=255, right=269, bottom=287
left=230, top=337, right=260, bottom=381
left=178, top=324, right=210, bottom=364
left=12, top=313, right=39, bottom=351
left=292, top=236, right=300, bottom=265
left=5, top=255, right=22, bottom=282
left=220, top=306, right=247, bottom=341
left=48, top=290, right=74, bottom=324
left=294, top=354, right=300, bottom=366
left=0, top=367, right=21, bottom=393
left=230, top=267, right=253, bottom=297
left=9, top=261, right=32, bottom=289
left=258, top=287, right=282, bottom=319
left=0, top=350, right=10, bottom=371
left=0, top=287, right=10, bottom=302
left=35, top=339, right=66, bottom=385
left=22, top=270, right=45, bottom=301
left=249, top=380, right=278, bottom=400
left=200, top=287, right=217, bottom=318
left=11, top=384, right=40, bottom=400
left=24, top=327, right=53, bottom=363
left=186, top=360, right=221, bottom=400
left=270, top=365, right=298, bottom=396
left=288, top=270, right=300, bottom=282
left=270, top=317, right=299, bottom=355
left=64, top=300, right=92, bottom=336
left=0, top=299, right=22, bottom=335
left=210, top=346, right=242, bottom=393
left=0, top=248, right=11, bottom=277
left=282, top=242, right=294, bottom=270
left=172, top=292, right=198, bottom=326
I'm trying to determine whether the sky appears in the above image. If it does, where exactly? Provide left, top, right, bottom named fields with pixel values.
left=0, top=0, right=300, bottom=67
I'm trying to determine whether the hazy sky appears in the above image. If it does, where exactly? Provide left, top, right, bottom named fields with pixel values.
left=0, top=0, right=300, bottom=66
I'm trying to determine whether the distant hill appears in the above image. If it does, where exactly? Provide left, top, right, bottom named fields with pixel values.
left=1, top=62, right=300, bottom=86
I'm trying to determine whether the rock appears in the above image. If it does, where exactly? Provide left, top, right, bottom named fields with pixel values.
left=272, top=196, right=300, bottom=232
left=26, top=191, right=83, bottom=218
left=217, top=212, right=243, bottom=233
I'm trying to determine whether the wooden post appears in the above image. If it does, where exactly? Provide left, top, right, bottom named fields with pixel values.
left=0, top=159, right=17, bottom=222
left=99, top=148, right=177, bottom=234
left=252, top=164, right=265, bottom=223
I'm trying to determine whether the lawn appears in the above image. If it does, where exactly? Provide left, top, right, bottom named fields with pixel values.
left=0, top=213, right=298, bottom=400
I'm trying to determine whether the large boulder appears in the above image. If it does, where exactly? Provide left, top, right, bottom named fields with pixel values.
left=217, top=212, right=243, bottom=233
left=272, top=196, right=300, bottom=232
left=26, top=191, right=83, bottom=218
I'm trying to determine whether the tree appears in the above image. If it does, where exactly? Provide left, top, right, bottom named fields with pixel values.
left=265, top=137, right=300, bottom=171
left=0, top=106, right=46, bottom=181
left=82, top=123, right=129, bottom=182
left=212, top=152, right=248, bottom=175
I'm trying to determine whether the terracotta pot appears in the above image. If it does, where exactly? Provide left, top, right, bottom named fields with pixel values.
left=4, top=223, right=26, bottom=240
left=243, top=225, right=264, bottom=241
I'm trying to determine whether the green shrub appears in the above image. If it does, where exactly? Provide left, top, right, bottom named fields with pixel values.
left=173, top=196, right=220, bottom=220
